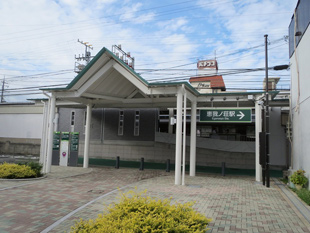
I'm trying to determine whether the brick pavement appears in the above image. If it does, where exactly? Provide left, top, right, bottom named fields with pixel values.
left=0, top=166, right=310, bottom=233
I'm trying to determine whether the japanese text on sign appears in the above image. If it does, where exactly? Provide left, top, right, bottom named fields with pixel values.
left=200, top=109, right=252, bottom=122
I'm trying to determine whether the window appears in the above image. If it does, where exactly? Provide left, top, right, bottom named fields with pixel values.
left=71, top=111, right=75, bottom=125
left=134, top=110, right=140, bottom=136
left=118, top=110, right=124, bottom=136
left=70, top=111, right=75, bottom=132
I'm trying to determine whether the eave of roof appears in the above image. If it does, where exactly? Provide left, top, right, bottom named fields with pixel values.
left=40, top=47, right=201, bottom=96
left=39, top=47, right=280, bottom=100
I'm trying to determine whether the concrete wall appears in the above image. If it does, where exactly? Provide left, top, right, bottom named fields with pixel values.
left=58, top=108, right=157, bottom=142
left=104, top=108, right=157, bottom=141
left=0, top=138, right=41, bottom=156
left=58, top=107, right=104, bottom=141
left=78, top=140, right=254, bottom=169
left=290, top=25, right=310, bottom=173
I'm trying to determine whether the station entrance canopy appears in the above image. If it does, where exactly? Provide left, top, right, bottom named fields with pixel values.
left=40, top=47, right=287, bottom=185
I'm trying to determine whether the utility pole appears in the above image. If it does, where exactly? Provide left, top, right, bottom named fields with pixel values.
left=1, top=76, right=6, bottom=103
left=74, top=39, right=94, bottom=73
left=264, top=34, right=270, bottom=188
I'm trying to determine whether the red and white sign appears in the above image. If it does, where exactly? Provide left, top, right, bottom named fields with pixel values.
left=197, top=60, right=218, bottom=70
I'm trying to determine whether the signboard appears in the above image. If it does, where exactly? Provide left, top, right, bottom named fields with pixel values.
left=70, top=132, right=79, bottom=152
left=200, top=109, right=252, bottom=123
left=52, top=131, right=60, bottom=150
left=52, top=131, right=61, bottom=165
left=197, top=60, right=218, bottom=69
left=69, top=132, right=79, bottom=167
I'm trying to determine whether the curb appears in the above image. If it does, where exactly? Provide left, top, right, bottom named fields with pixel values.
left=0, top=175, right=47, bottom=182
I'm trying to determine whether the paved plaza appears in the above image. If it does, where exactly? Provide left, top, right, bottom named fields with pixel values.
left=0, top=166, right=310, bottom=233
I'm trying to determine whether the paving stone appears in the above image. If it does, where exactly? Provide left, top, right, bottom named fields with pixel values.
left=1, top=166, right=310, bottom=232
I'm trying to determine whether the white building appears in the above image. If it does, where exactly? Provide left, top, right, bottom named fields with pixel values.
left=289, top=0, right=310, bottom=175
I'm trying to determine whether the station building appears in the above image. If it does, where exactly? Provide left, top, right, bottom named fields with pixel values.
left=0, top=47, right=290, bottom=184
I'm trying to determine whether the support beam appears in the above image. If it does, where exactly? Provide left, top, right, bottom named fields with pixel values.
left=190, top=99, right=197, bottom=176
left=175, top=88, right=183, bottom=185
left=83, top=104, right=92, bottom=168
left=182, top=92, right=187, bottom=186
left=255, top=99, right=263, bottom=182
left=45, top=94, right=56, bottom=173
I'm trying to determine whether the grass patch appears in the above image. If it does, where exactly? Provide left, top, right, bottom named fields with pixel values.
left=296, top=189, right=310, bottom=205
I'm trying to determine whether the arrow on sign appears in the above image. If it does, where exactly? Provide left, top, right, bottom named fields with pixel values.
left=237, top=111, right=245, bottom=120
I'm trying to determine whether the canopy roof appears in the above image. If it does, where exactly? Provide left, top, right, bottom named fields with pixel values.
left=41, top=47, right=283, bottom=109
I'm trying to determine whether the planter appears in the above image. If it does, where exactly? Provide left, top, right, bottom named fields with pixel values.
left=295, top=184, right=303, bottom=190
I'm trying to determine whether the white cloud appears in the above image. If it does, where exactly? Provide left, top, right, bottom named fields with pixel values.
left=158, top=17, right=189, bottom=32
left=0, top=0, right=297, bottom=101
left=119, top=2, right=155, bottom=24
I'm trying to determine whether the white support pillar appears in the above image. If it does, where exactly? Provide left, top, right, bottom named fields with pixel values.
left=175, top=88, right=183, bottom=185
left=40, top=101, right=49, bottom=168
left=190, top=99, right=197, bottom=177
left=182, top=91, right=187, bottom=186
left=45, top=94, right=56, bottom=173
left=83, top=104, right=92, bottom=168
left=255, top=99, right=263, bottom=182
left=168, top=108, right=174, bottom=134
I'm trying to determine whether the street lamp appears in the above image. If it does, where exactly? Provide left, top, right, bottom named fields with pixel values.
left=263, top=34, right=289, bottom=188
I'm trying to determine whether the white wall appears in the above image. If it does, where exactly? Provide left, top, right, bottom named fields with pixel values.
left=290, top=26, right=310, bottom=172
left=0, top=105, right=44, bottom=139
left=0, top=114, right=43, bottom=139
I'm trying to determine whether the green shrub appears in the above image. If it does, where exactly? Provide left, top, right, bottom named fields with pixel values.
left=71, top=189, right=212, bottom=233
left=290, top=169, right=308, bottom=186
left=24, top=162, right=43, bottom=177
left=0, top=162, right=37, bottom=179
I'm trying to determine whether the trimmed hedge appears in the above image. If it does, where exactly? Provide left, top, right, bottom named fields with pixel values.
left=21, top=161, right=43, bottom=177
left=71, top=189, right=212, bottom=232
left=0, top=162, right=37, bottom=179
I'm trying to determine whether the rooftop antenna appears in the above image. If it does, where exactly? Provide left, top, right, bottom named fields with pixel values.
left=111, top=44, right=135, bottom=70
left=74, top=39, right=94, bottom=73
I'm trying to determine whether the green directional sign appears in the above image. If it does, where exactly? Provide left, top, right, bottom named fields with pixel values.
left=70, top=132, right=79, bottom=152
left=200, top=108, right=252, bottom=123
left=53, top=131, right=61, bottom=150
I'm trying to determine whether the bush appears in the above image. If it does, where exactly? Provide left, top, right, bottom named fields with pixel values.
left=71, top=189, right=212, bottom=233
left=0, top=162, right=37, bottom=179
left=23, top=162, right=43, bottom=177
left=290, top=169, right=308, bottom=186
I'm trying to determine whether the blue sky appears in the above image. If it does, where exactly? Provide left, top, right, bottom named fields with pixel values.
left=0, top=0, right=297, bottom=101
